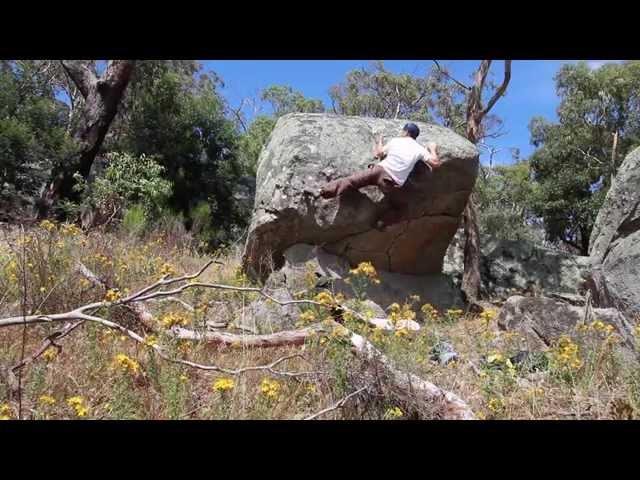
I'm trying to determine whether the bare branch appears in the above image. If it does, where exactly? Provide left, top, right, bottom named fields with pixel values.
left=304, top=386, right=369, bottom=420
left=171, top=324, right=326, bottom=349
left=481, top=60, right=512, bottom=117
left=432, top=60, right=471, bottom=91
left=11, top=321, right=85, bottom=373
left=60, top=60, right=97, bottom=98
left=346, top=325, right=475, bottom=420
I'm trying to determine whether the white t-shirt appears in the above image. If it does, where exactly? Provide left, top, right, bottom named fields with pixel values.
left=378, top=137, right=432, bottom=186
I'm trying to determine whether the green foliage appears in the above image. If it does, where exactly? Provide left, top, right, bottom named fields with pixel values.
left=114, top=64, right=245, bottom=246
left=476, top=160, right=542, bottom=241
left=329, top=61, right=434, bottom=121
left=528, top=61, right=640, bottom=253
left=236, top=85, right=324, bottom=176
left=261, top=84, right=325, bottom=117
left=328, top=61, right=503, bottom=141
left=91, top=152, right=172, bottom=218
left=122, top=204, right=148, bottom=237
left=237, top=115, right=277, bottom=175
left=0, top=61, right=76, bottom=218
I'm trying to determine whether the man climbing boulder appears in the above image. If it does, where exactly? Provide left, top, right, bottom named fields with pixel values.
left=242, top=113, right=478, bottom=279
left=319, top=123, right=442, bottom=230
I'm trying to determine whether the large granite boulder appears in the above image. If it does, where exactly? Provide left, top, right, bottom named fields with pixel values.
left=497, top=296, right=638, bottom=361
left=243, top=113, right=479, bottom=280
left=588, top=147, right=640, bottom=317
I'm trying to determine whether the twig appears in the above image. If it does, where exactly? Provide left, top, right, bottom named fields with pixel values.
left=304, top=386, right=369, bottom=420
left=11, top=320, right=85, bottom=373
left=432, top=60, right=471, bottom=91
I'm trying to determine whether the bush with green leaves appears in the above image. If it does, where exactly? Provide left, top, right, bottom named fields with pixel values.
left=89, top=152, right=172, bottom=219
left=475, top=161, right=542, bottom=242
left=0, top=61, right=77, bottom=219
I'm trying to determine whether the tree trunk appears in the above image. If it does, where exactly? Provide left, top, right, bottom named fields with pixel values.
left=461, top=192, right=482, bottom=301
left=37, top=60, right=136, bottom=218
left=461, top=60, right=512, bottom=302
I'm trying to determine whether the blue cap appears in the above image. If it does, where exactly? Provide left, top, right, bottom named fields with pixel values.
left=403, top=123, right=420, bottom=139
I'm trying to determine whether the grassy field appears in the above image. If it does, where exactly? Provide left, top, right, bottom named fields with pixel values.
left=1, top=222, right=639, bottom=420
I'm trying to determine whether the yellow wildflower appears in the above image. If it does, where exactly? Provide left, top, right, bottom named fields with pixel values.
left=104, top=289, right=122, bottom=302
left=314, top=291, right=334, bottom=306
left=42, top=347, right=58, bottom=362
left=421, top=303, right=438, bottom=320
left=39, top=395, right=56, bottom=406
left=575, top=322, right=589, bottom=334
left=551, top=335, right=582, bottom=371
left=394, top=327, right=410, bottom=338
left=144, top=335, right=158, bottom=347
left=0, top=403, right=12, bottom=420
left=178, top=341, right=192, bottom=354
left=349, top=261, right=381, bottom=284
left=260, top=378, right=281, bottom=400
left=527, top=387, right=545, bottom=398
left=486, top=352, right=505, bottom=365
left=371, top=327, right=386, bottom=344
left=39, top=219, right=57, bottom=232
left=159, top=263, right=176, bottom=277
left=66, top=396, right=88, bottom=418
left=479, top=309, right=497, bottom=326
left=79, top=278, right=91, bottom=289
left=159, top=312, right=190, bottom=329
left=60, top=223, right=81, bottom=236
left=331, top=325, right=349, bottom=338
left=113, top=353, right=140, bottom=375
left=299, top=310, right=317, bottom=324
left=212, top=378, right=235, bottom=392
left=488, top=398, right=504, bottom=413
left=384, top=406, right=404, bottom=419
left=390, top=303, right=416, bottom=324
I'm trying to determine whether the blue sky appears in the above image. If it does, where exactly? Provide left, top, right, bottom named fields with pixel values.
left=202, top=60, right=614, bottom=166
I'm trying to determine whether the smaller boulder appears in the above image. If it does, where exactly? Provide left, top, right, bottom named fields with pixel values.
left=497, top=296, right=638, bottom=361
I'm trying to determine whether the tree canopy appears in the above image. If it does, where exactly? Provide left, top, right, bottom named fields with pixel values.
left=528, top=60, right=640, bottom=254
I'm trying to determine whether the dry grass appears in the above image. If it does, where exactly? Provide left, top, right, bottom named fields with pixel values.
left=1, top=221, right=639, bottom=420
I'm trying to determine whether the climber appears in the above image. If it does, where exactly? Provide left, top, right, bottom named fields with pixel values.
left=319, top=122, right=442, bottom=230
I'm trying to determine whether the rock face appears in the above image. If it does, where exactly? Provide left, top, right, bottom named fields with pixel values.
left=243, top=113, right=479, bottom=280
left=588, top=147, right=640, bottom=317
left=240, top=287, right=300, bottom=333
left=480, top=238, right=592, bottom=298
left=268, top=244, right=465, bottom=313
left=443, top=232, right=592, bottom=299
left=497, top=296, right=638, bottom=360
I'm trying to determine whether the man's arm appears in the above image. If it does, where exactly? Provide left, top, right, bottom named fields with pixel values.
left=373, top=134, right=389, bottom=160
left=423, top=142, right=442, bottom=169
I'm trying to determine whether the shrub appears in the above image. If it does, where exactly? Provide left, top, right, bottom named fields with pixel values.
left=90, top=152, right=172, bottom=221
